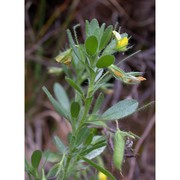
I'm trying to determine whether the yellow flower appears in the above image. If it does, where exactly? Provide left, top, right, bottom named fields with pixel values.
left=112, top=30, right=129, bottom=51
left=55, top=48, right=72, bottom=66
left=98, top=172, right=107, bottom=180
left=116, top=37, right=128, bottom=49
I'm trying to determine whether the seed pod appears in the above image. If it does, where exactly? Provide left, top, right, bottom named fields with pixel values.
left=113, top=130, right=125, bottom=171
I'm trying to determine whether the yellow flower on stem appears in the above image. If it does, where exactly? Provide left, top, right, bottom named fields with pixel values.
left=112, top=30, right=129, bottom=51
left=55, top=48, right=72, bottom=66
left=98, top=172, right=107, bottom=180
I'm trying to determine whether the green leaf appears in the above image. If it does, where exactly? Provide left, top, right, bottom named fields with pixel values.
left=84, top=133, right=94, bottom=145
left=92, top=93, right=104, bottom=114
left=102, top=39, right=116, bottom=56
left=99, top=25, right=113, bottom=51
left=95, top=69, right=103, bottom=82
left=71, top=101, right=80, bottom=118
left=54, top=136, right=67, bottom=154
left=93, top=27, right=100, bottom=40
left=98, top=23, right=106, bottom=41
left=85, top=19, right=100, bottom=38
left=47, top=163, right=61, bottom=179
left=66, top=29, right=81, bottom=61
left=67, top=132, right=73, bottom=144
left=25, top=159, right=39, bottom=178
left=84, top=145, right=106, bottom=160
left=79, top=137, right=107, bottom=162
left=87, top=114, right=100, bottom=121
left=25, top=159, right=34, bottom=174
left=85, top=20, right=90, bottom=37
left=96, top=73, right=112, bottom=85
left=87, top=121, right=107, bottom=128
left=91, top=135, right=106, bottom=145
left=80, top=136, right=106, bottom=156
left=65, top=77, right=84, bottom=96
left=31, top=150, right=42, bottom=169
left=42, top=86, right=69, bottom=119
left=43, top=151, right=62, bottom=163
left=85, top=35, right=98, bottom=56
left=90, top=19, right=99, bottom=31
left=96, top=55, right=115, bottom=68
left=76, top=127, right=90, bottom=146
left=101, top=99, right=139, bottom=121
left=81, top=157, right=116, bottom=180
left=53, top=83, right=70, bottom=110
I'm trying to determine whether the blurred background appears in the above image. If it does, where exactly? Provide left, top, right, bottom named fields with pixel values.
left=25, top=0, right=155, bottom=179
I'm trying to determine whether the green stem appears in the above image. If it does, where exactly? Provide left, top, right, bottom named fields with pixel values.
left=62, top=154, right=71, bottom=180
left=27, top=173, right=32, bottom=180
left=116, top=50, right=141, bottom=66
left=80, top=97, right=92, bottom=126
left=62, top=56, right=98, bottom=179
left=95, top=71, right=110, bottom=85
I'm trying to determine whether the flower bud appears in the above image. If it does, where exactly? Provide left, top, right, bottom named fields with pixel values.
left=123, top=75, right=146, bottom=84
left=48, top=67, right=63, bottom=76
left=108, top=65, right=146, bottom=84
left=55, top=48, right=72, bottom=66
left=108, top=64, right=126, bottom=80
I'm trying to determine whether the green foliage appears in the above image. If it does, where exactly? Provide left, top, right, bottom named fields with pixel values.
left=83, top=136, right=107, bottom=160
left=96, top=54, right=115, bottom=68
left=26, top=18, right=147, bottom=180
left=101, top=99, right=139, bottom=121
left=53, top=136, right=67, bottom=154
left=25, top=150, right=44, bottom=179
left=43, top=151, right=62, bottom=163
left=102, top=39, right=116, bottom=55
left=42, top=86, right=70, bottom=121
left=65, top=77, right=84, bottom=96
left=85, top=36, right=98, bottom=56
left=76, top=127, right=90, bottom=146
left=70, top=101, right=80, bottom=118
left=53, top=83, right=70, bottom=111
left=81, top=157, right=116, bottom=180
left=47, top=163, right=62, bottom=179
left=31, top=150, right=42, bottom=169
left=99, top=25, right=113, bottom=51
left=92, top=92, right=104, bottom=114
